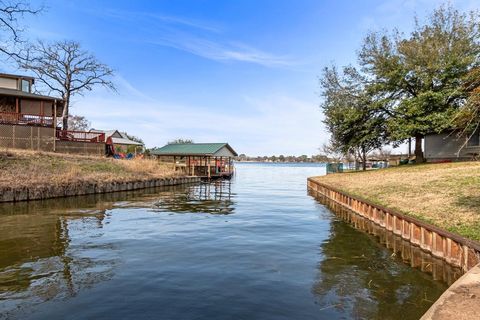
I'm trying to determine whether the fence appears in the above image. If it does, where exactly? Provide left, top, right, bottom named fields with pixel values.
left=56, top=140, right=105, bottom=156
left=0, top=124, right=105, bottom=156
left=326, top=162, right=344, bottom=174
left=56, top=130, right=105, bottom=143
left=0, top=123, right=54, bottom=151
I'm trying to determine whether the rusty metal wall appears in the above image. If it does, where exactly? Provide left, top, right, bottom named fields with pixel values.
left=0, top=124, right=54, bottom=151
left=313, top=192, right=464, bottom=285
left=307, top=178, right=480, bottom=272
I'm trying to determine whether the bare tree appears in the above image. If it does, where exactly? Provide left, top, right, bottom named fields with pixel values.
left=17, top=40, right=115, bottom=129
left=320, top=141, right=344, bottom=163
left=67, top=115, right=90, bottom=131
left=168, top=139, right=194, bottom=144
left=0, top=1, right=41, bottom=57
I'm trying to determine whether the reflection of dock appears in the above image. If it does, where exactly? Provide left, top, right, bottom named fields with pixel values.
left=153, top=180, right=235, bottom=215
left=188, top=180, right=233, bottom=201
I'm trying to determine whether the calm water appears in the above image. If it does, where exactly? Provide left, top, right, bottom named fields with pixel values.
left=0, top=163, right=455, bottom=319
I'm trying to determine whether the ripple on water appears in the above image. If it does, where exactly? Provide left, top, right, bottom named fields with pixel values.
left=0, top=163, right=451, bottom=320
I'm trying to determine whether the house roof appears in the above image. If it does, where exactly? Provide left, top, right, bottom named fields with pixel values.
left=0, top=72, right=35, bottom=81
left=90, top=129, right=144, bottom=146
left=111, top=137, right=143, bottom=146
left=0, top=87, right=61, bottom=102
left=151, top=143, right=238, bottom=157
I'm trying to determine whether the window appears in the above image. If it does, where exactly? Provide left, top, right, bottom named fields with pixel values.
left=467, top=130, right=480, bottom=147
left=21, top=79, right=30, bottom=92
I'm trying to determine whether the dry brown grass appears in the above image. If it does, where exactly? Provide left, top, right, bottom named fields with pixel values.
left=0, top=149, right=178, bottom=188
left=312, top=162, right=480, bottom=241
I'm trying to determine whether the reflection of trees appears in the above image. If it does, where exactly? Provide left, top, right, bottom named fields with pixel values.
left=311, top=194, right=452, bottom=320
left=0, top=180, right=233, bottom=317
left=152, top=180, right=235, bottom=215
left=0, top=202, right=117, bottom=318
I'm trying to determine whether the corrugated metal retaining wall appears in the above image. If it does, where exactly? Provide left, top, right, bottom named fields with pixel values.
left=307, top=178, right=480, bottom=272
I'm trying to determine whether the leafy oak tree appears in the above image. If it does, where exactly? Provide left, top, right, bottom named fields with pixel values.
left=359, top=5, right=480, bottom=162
left=320, top=65, right=387, bottom=170
left=454, top=67, right=480, bottom=133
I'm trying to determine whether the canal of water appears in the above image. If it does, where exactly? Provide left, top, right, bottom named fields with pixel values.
left=0, top=163, right=459, bottom=319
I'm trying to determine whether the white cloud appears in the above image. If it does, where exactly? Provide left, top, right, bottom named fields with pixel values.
left=73, top=92, right=325, bottom=156
left=150, top=35, right=294, bottom=67
left=96, top=8, right=296, bottom=68
left=113, top=75, right=154, bottom=101
left=102, top=9, right=222, bottom=33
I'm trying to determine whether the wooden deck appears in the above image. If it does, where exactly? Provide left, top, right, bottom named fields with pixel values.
left=0, top=112, right=54, bottom=127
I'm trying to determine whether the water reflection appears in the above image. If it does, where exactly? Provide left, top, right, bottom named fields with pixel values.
left=152, top=180, right=235, bottom=215
left=309, top=191, right=459, bottom=319
left=0, top=197, right=118, bottom=318
left=0, top=181, right=235, bottom=317
left=0, top=166, right=455, bottom=319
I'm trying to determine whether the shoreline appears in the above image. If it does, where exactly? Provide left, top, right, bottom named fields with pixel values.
left=0, top=176, right=202, bottom=203
left=307, top=177, right=480, bottom=271
left=0, top=149, right=202, bottom=203
left=308, top=176, right=480, bottom=319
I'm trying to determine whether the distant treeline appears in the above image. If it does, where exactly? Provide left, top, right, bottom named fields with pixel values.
left=235, top=154, right=330, bottom=163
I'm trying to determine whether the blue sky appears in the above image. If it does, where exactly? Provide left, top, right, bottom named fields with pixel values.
left=10, top=0, right=478, bottom=155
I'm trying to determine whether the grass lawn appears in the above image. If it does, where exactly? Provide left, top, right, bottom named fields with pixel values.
left=311, top=161, right=480, bottom=241
left=0, top=149, right=177, bottom=189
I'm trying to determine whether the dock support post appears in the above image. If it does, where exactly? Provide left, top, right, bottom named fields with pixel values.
left=207, top=156, right=211, bottom=179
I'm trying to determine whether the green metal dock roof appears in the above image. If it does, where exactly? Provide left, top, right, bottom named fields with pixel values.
left=151, top=143, right=238, bottom=156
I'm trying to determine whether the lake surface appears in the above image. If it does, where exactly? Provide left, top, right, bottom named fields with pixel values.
left=0, top=162, right=456, bottom=319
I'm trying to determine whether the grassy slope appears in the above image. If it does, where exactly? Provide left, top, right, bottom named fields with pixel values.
left=0, top=149, right=177, bottom=189
left=312, top=162, right=480, bottom=241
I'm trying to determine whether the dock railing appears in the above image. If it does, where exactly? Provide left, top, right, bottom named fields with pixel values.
left=56, top=129, right=105, bottom=143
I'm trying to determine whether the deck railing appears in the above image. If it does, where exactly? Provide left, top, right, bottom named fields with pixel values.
left=0, top=112, right=54, bottom=127
left=56, top=129, right=105, bottom=143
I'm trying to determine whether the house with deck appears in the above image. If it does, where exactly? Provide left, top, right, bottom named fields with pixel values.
left=0, top=73, right=62, bottom=127
left=151, top=143, right=238, bottom=179
left=0, top=72, right=105, bottom=155
left=424, top=131, right=480, bottom=162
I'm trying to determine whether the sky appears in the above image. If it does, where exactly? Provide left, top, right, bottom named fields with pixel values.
left=7, top=0, right=479, bottom=155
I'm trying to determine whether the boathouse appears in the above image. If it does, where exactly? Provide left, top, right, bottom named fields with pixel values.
left=151, top=143, right=238, bottom=179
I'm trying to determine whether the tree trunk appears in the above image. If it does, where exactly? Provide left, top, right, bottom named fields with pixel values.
left=62, top=95, right=69, bottom=130
left=414, top=134, right=424, bottom=163
left=362, top=147, right=367, bottom=171
left=408, top=138, right=412, bottom=158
